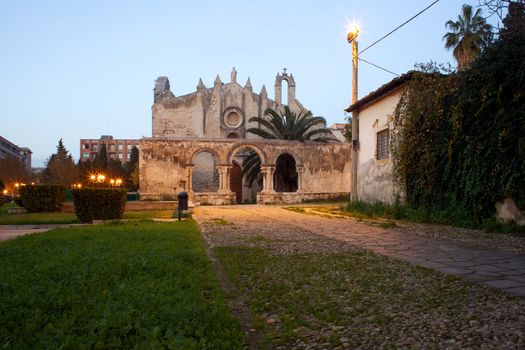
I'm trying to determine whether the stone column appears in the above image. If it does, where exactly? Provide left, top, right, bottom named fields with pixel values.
left=260, top=165, right=276, bottom=192
left=296, top=166, right=304, bottom=192
left=217, top=165, right=233, bottom=193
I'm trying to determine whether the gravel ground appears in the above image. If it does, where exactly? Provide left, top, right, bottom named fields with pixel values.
left=295, top=206, right=525, bottom=256
left=196, top=206, right=525, bottom=350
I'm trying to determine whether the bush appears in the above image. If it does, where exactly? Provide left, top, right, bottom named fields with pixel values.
left=72, top=188, right=127, bottom=223
left=19, top=185, right=66, bottom=212
left=13, top=197, right=24, bottom=207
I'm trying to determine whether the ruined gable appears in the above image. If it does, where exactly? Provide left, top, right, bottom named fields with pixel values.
left=151, top=68, right=305, bottom=140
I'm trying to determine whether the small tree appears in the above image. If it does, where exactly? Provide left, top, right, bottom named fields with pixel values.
left=43, top=139, right=79, bottom=187
left=97, top=143, right=108, bottom=171
left=124, top=146, right=139, bottom=191
left=0, top=155, right=31, bottom=188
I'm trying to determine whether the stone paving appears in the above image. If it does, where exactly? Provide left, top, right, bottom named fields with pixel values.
left=0, top=226, right=51, bottom=242
left=195, top=205, right=525, bottom=297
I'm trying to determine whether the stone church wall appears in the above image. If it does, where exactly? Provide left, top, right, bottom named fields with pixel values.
left=141, top=69, right=347, bottom=204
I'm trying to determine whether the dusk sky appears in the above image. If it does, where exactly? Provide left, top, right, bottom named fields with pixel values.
left=0, top=0, right=503, bottom=167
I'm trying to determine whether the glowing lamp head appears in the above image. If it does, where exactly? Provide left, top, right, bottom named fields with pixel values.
left=115, top=179, right=122, bottom=186
left=15, top=183, right=19, bottom=188
left=2, top=190, right=7, bottom=195
left=90, top=174, right=96, bottom=181
left=347, top=24, right=360, bottom=43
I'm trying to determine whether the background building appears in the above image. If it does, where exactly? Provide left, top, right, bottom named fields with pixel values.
left=0, top=136, right=32, bottom=171
left=79, top=135, right=139, bottom=162
left=329, top=123, right=349, bottom=142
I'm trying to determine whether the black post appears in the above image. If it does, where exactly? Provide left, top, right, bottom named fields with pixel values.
left=177, top=192, right=188, bottom=221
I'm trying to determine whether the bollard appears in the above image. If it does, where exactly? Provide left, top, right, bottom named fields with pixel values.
left=177, top=192, right=188, bottom=221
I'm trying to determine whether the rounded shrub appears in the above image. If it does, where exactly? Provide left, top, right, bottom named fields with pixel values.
left=19, top=185, right=66, bottom=212
left=72, top=188, right=127, bottom=223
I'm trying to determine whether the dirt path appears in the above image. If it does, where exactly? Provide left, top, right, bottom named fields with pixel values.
left=194, top=205, right=525, bottom=297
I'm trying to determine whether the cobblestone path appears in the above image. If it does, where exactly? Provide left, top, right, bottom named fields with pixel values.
left=195, top=205, right=525, bottom=297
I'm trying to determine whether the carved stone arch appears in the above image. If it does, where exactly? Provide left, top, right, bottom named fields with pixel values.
left=275, top=74, right=296, bottom=87
left=274, top=71, right=296, bottom=106
left=271, top=149, right=303, bottom=167
left=227, top=143, right=267, bottom=165
left=190, top=147, right=221, bottom=165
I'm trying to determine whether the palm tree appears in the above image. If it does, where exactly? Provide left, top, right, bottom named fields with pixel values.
left=240, top=106, right=337, bottom=186
left=443, top=4, right=493, bottom=71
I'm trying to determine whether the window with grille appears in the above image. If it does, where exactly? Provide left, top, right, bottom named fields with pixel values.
left=376, top=129, right=389, bottom=160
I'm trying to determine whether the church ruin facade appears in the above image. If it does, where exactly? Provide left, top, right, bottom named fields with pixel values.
left=139, top=68, right=351, bottom=204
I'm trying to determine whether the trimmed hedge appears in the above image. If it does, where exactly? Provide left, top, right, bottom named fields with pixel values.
left=19, top=185, right=66, bottom=212
left=72, top=188, right=127, bottom=223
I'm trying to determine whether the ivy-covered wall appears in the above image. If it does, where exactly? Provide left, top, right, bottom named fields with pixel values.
left=392, top=4, right=525, bottom=225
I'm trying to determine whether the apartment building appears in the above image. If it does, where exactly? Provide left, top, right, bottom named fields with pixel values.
left=0, top=136, right=32, bottom=171
left=79, top=135, right=139, bottom=162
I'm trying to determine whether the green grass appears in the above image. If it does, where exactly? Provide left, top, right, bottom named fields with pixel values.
left=0, top=221, right=243, bottom=349
left=122, top=209, right=174, bottom=220
left=214, top=246, right=519, bottom=349
left=207, top=218, right=233, bottom=226
left=0, top=202, right=17, bottom=215
left=0, top=209, right=174, bottom=225
left=288, top=201, right=524, bottom=235
left=0, top=211, right=79, bottom=225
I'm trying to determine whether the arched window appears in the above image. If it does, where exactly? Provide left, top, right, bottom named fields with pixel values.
left=281, top=79, right=289, bottom=106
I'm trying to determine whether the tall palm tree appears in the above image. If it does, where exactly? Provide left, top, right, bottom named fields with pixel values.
left=443, top=4, right=493, bottom=71
left=240, top=106, right=337, bottom=186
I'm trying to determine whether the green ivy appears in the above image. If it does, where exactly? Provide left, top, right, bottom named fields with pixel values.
left=392, top=4, right=525, bottom=226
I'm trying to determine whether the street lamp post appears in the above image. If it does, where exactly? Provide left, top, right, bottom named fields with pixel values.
left=347, top=25, right=359, bottom=202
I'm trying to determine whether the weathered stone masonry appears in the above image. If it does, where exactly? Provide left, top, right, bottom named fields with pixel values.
left=140, top=68, right=352, bottom=204
left=139, top=138, right=351, bottom=204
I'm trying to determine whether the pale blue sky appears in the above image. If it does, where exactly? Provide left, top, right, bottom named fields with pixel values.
left=0, top=0, right=502, bottom=166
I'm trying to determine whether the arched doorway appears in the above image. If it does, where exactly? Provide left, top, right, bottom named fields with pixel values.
left=274, top=153, right=298, bottom=192
left=230, top=162, right=242, bottom=204
left=229, top=147, right=263, bottom=203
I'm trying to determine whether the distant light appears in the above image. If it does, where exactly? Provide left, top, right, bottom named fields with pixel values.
left=15, top=183, right=19, bottom=188
left=2, top=190, right=7, bottom=195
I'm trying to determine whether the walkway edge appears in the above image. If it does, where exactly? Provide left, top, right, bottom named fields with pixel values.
left=194, top=216, right=269, bottom=350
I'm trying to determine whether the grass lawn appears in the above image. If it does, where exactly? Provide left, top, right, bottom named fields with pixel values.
left=214, top=245, right=525, bottom=348
left=0, top=221, right=243, bottom=349
left=0, top=209, right=174, bottom=225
